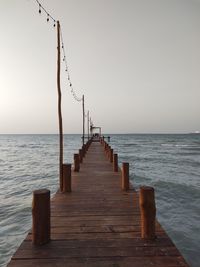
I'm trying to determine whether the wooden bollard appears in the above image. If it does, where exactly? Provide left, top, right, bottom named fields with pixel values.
left=74, top=154, right=80, bottom=172
left=110, top=149, right=113, bottom=163
left=82, top=145, right=86, bottom=157
left=122, top=162, right=129, bottom=190
left=79, top=149, right=83, bottom=163
left=62, top=164, right=71, bottom=192
left=85, top=142, right=88, bottom=149
left=113, top=153, right=118, bottom=172
left=139, top=186, right=156, bottom=239
left=32, top=189, right=50, bottom=245
left=107, top=146, right=111, bottom=158
left=104, top=142, right=107, bottom=150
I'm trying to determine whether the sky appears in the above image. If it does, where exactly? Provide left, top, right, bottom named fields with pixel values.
left=0, top=0, right=200, bottom=134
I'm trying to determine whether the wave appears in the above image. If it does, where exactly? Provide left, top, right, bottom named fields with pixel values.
left=161, top=143, right=200, bottom=148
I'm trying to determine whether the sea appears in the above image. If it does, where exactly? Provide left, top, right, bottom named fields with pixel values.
left=0, top=134, right=199, bottom=267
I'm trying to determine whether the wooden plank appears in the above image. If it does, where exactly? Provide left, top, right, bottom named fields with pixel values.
left=20, top=238, right=174, bottom=249
left=13, top=246, right=181, bottom=259
left=7, top=141, right=190, bottom=267
left=7, top=257, right=189, bottom=267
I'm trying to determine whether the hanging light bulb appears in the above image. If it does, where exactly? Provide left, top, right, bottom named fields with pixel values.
left=53, top=20, right=56, bottom=27
left=47, top=14, right=49, bottom=22
left=39, top=4, right=41, bottom=14
left=70, top=83, right=72, bottom=87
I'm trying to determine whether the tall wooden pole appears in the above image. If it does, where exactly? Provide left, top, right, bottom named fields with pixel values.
left=82, top=94, right=85, bottom=145
left=90, top=117, right=93, bottom=137
left=57, top=21, right=63, bottom=191
left=87, top=110, right=90, bottom=140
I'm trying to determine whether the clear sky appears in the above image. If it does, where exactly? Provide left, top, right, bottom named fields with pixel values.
left=0, top=0, right=200, bottom=134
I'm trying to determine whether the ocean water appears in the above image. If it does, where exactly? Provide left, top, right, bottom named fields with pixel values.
left=0, top=134, right=199, bottom=267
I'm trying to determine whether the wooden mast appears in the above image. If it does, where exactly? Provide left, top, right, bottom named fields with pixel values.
left=87, top=110, right=90, bottom=140
left=57, top=20, right=63, bottom=191
left=82, top=94, right=85, bottom=145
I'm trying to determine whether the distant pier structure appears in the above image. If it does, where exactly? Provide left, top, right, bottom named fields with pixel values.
left=90, top=123, right=110, bottom=142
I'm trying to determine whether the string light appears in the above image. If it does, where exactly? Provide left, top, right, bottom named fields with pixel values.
left=35, top=0, right=83, bottom=103
left=60, top=26, right=82, bottom=102
left=36, top=0, right=56, bottom=28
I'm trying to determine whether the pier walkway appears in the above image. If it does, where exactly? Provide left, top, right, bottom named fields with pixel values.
left=8, top=140, right=189, bottom=267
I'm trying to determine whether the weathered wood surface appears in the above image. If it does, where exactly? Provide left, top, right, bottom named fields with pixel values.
left=7, top=141, right=189, bottom=267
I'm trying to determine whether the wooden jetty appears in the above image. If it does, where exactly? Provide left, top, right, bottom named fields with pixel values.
left=7, top=138, right=189, bottom=267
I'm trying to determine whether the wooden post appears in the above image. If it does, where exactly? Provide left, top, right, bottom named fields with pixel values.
left=62, top=164, right=71, bottom=192
left=82, top=144, right=86, bottom=157
left=87, top=110, right=90, bottom=141
left=74, top=154, right=80, bottom=172
left=113, top=153, right=118, bottom=172
left=82, top=95, right=85, bottom=145
left=57, top=21, right=63, bottom=191
left=122, top=162, right=129, bottom=191
left=139, top=186, right=156, bottom=239
left=79, top=149, right=83, bottom=163
left=110, top=149, right=113, bottom=163
left=104, top=142, right=106, bottom=150
left=32, top=189, right=50, bottom=245
left=107, top=145, right=110, bottom=158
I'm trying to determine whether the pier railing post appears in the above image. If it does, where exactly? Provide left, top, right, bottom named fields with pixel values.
left=32, top=189, right=50, bottom=245
left=107, top=145, right=111, bottom=159
left=62, top=164, right=71, bottom=192
left=122, top=162, right=129, bottom=190
left=74, top=154, right=80, bottom=172
left=110, top=149, right=113, bottom=163
left=139, top=186, right=156, bottom=239
left=113, top=153, right=118, bottom=172
left=82, top=144, right=86, bottom=157
left=79, top=149, right=83, bottom=163
left=104, top=142, right=107, bottom=151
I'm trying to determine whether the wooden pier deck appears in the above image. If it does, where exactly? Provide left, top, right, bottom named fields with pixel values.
left=8, top=140, right=189, bottom=267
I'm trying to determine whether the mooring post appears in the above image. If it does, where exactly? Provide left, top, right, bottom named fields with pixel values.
left=139, top=186, right=156, bottom=239
left=74, top=154, right=80, bottom=172
left=105, top=144, right=108, bottom=155
left=85, top=142, right=89, bottom=151
left=110, top=149, right=113, bottom=163
left=79, top=149, right=83, bottom=163
left=122, top=162, right=129, bottom=190
left=32, top=189, right=50, bottom=245
left=106, top=145, right=110, bottom=158
left=62, top=164, right=71, bottom=192
left=113, top=153, right=118, bottom=172
left=83, top=144, right=86, bottom=156
left=104, top=142, right=107, bottom=150
left=82, top=145, right=85, bottom=157
left=106, top=144, right=109, bottom=156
